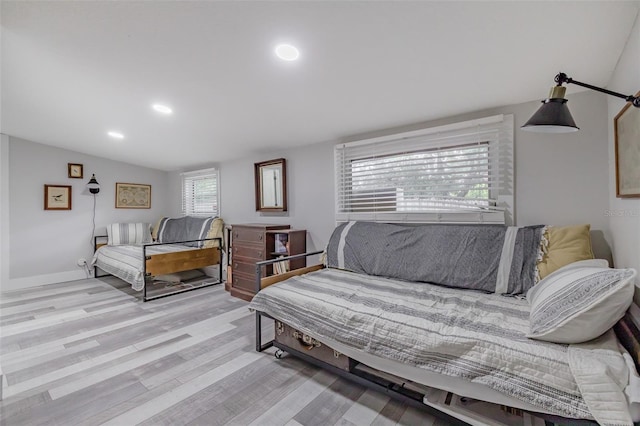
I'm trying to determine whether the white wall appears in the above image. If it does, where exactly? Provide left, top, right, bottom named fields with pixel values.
left=1, top=134, right=9, bottom=289
left=172, top=90, right=610, bottom=256
left=4, top=137, right=170, bottom=291
left=345, top=90, right=609, bottom=233
left=0, top=86, right=597, bottom=293
left=607, top=11, right=640, bottom=280
left=168, top=141, right=335, bottom=253
left=218, top=141, right=335, bottom=252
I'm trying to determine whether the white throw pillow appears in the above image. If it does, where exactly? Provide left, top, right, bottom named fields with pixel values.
left=107, top=223, right=152, bottom=246
left=527, top=259, right=637, bottom=344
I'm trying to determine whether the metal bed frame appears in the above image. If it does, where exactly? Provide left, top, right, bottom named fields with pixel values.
left=94, top=236, right=223, bottom=302
left=252, top=251, right=601, bottom=426
left=252, top=251, right=468, bottom=426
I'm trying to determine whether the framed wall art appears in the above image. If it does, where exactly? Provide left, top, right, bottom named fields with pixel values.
left=68, top=163, right=83, bottom=179
left=115, top=182, right=152, bottom=209
left=254, top=158, right=287, bottom=212
left=44, top=184, right=72, bottom=210
left=614, top=91, right=640, bottom=198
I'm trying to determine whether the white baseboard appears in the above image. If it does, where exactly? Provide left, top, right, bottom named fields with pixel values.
left=3, top=270, right=88, bottom=292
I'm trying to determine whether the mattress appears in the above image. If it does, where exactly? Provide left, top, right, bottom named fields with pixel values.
left=249, top=268, right=637, bottom=425
left=321, top=333, right=559, bottom=422
left=91, top=244, right=198, bottom=291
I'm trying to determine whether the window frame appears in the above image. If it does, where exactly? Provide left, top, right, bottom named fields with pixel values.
left=334, top=114, right=513, bottom=224
left=181, top=167, right=220, bottom=217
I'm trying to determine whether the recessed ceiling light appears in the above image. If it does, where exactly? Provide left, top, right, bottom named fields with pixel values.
left=152, top=104, right=173, bottom=115
left=107, top=131, right=124, bottom=140
left=275, top=44, right=300, bottom=61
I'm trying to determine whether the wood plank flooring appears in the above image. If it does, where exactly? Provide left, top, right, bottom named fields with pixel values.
left=0, top=277, right=446, bottom=426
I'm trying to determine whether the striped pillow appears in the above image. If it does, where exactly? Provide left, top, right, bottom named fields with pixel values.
left=107, top=223, right=153, bottom=246
left=527, top=259, right=637, bottom=344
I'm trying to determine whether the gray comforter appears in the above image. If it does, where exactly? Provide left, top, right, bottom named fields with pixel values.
left=326, top=221, right=544, bottom=294
left=156, top=216, right=217, bottom=247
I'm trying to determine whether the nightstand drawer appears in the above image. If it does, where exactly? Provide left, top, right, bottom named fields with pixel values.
left=231, top=272, right=256, bottom=292
left=232, top=260, right=261, bottom=277
left=232, top=227, right=266, bottom=245
left=233, top=245, right=265, bottom=261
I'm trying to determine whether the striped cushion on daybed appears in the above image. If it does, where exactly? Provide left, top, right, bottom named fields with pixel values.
left=107, top=222, right=152, bottom=246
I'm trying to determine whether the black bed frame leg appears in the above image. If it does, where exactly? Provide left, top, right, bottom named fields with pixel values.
left=255, top=312, right=274, bottom=352
left=255, top=312, right=262, bottom=351
left=255, top=263, right=273, bottom=352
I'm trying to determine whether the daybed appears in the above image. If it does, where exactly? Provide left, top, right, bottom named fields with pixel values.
left=249, top=221, right=640, bottom=426
left=91, top=216, right=224, bottom=301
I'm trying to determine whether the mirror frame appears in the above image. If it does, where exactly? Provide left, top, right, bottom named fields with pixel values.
left=254, top=158, right=288, bottom=212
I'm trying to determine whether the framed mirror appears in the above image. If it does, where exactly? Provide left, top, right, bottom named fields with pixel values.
left=255, top=158, right=287, bottom=212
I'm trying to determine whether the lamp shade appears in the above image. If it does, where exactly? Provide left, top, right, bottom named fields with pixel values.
left=87, top=174, right=100, bottom=194
left=521, top=85, right=579, bottom=133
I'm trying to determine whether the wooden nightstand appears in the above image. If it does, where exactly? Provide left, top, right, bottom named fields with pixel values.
left=226, top=224, right=306, bottom=301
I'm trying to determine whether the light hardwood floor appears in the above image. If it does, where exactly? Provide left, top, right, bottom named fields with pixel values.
left=0, top=277, right=446, bottom=426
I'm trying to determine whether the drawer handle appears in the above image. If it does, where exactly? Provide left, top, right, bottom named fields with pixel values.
left=234, top=263, right=238, bottom=269
left=234, top=232, right=239, bottom=238
left=276, top=321, right=285, bottom=336
left=258, top=234, right=263, bottom=241
left=234, top=247, right=238, bottom=253
left=292, top=330, right=321, bottom=350
left=258, top=251, right=262, bottom=257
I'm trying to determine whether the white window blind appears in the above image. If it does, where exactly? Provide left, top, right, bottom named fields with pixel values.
left=335, top=115, right=513, bottom=224
left=181, top=168, right=220, bottom=217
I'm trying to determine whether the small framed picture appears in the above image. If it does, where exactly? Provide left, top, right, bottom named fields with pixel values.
left=68, top=163, right=83, bottom=179
left=115, top=182, right=151, bottom=209
left=614, top=91, right=640, bottom=198
left=44, top=185, right=72, bottom=210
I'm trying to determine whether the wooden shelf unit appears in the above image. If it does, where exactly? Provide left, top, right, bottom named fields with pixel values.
left=267, top=229, right=307, bottom=274
left=226, top=224, right=306, bottom=301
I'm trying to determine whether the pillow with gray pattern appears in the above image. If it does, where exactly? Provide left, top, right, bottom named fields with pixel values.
left=527, top=259, right=636, bottom=344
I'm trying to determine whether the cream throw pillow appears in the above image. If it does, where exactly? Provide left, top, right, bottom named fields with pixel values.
left=204, top=217, right=224, bottom=248
left=151, top=217, right=166, bottom=241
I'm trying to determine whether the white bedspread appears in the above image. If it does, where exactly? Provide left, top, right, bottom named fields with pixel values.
left=91, top=244, right=196, bottom=291
left=249, top=268, right=637, bottom=424
left=569, top=334, right=637, bottom=425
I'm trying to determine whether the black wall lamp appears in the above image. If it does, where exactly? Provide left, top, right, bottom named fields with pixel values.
left=87, top=174, right=100, bottom=194
left=522, top=72, right=640, bottom=133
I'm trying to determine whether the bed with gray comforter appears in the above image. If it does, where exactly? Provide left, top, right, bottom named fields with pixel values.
left=249, top=221, right=637, bottom=425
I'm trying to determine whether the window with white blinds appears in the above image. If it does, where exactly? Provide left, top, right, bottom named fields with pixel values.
left=181, top=168, right=220, bottom=217
left=335, top=114, right=513, bottom=224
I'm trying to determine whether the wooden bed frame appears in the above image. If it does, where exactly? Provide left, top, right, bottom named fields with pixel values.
left=252, top=252, right=640, bottom=426
left=94, top=236, right=223, bottom=301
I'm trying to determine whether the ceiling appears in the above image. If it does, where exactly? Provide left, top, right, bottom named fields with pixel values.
left=2, top=1, right=639, bottom=171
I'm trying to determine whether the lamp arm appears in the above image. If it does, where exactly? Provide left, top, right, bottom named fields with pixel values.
left=555, top=72, right=640, bottom=107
